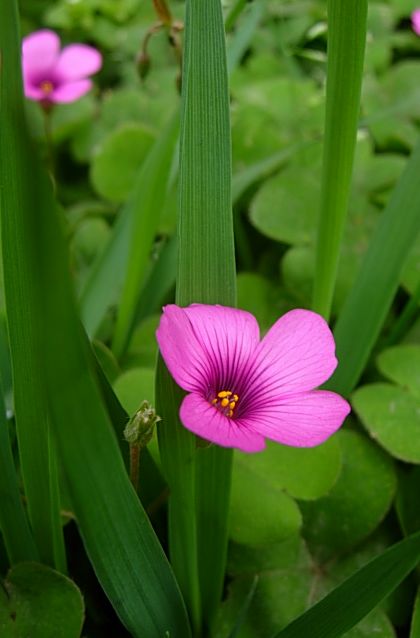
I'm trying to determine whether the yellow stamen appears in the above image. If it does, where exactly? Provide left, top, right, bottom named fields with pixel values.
left=218, top=391, right=232, bottom=398
left=40, top=80, right=54, bottom=95
left=211, top=390, right=239, bottom=418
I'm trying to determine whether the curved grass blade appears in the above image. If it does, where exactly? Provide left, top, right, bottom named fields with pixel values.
left=410, top=588, right=420, bottom=638
left=112, top=111, right=179, bottom=358
left=0, top=387, right=38, bottom=564
left=312, top=0, right=368, bottom=320
left=80, top=115, right=178, bottom=340
left=0, top=0, right=66, bottom=570
left=328, top=139, right=420, bottom=396
left=274, top=531, right=420, bottom=638
left=0, top=2, right=191, bottom=635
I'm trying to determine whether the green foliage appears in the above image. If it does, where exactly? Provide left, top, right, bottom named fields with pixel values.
left=4, top=0, right=420, bottom=635
left=353, top=345, right=420, bottom=463
left=0, top=562, right=84, bottom=638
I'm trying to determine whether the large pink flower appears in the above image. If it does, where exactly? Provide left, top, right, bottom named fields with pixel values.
left=22, top=29, right=102, bottom=105
left=156, top=304, right=350, bottom=453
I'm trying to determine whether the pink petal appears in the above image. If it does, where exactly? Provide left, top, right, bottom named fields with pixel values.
left=156, top=304, right=260, bottom=394
left=22, top=30, right=60, bottom=78
left=180, top=393, right=266, bottom=452
left=412, top=10, right=420, bottom=35
left=242, top=309, right=338, bottom=408
left=51, top=79, right=92, bottom=103
left=241, top=390, right=350, bottom=447
left=23, top=83, right=45, bottom=102
left=55, top=44, right=102, bottom=81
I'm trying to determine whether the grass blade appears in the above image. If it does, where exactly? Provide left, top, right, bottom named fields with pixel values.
left=274, top=531, right=420, bottom=638
left=0, top=0, right=66, bottom=570
left=312, top=0, right=368, bottom=320
left=0, top=388, right=38, bottom=564
left=112, top=112, right=179, bottom=357
left=157, top=0, right=236, bottom=632
left=410, top=588, right=420, bottom=638
left=328, top=140, right=420, bottom=396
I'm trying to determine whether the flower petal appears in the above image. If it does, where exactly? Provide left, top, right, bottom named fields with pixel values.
left=181, top=304, right=260, bottom=391
left=180, top=393, right=266, bottom=452
left=22, top=29, right=60, bottom=78
left=55, top=44, right=102, bottom=81
left=240, top=390, right=350, bottom=447
left=412, top=9, right=420, bottom=35
left=22, top=84, right=45, bottom=102
left=241, top=309, right=338, bottom=409
left=51, top=79, right=92, bottom=103
left=156, top=304, right=260, bottom=394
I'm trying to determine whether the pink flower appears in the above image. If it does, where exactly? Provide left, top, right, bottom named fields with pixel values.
left=22, top=29, right=102, bottom=105
left=412, top=9, right=420, bottom=35
left=156, top=304, right=350, bottom=453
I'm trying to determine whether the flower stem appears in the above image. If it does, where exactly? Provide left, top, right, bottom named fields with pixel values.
left=129, top=443, right=140, bottom=492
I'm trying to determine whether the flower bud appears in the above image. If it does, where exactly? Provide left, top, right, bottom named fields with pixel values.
left=124, top=400, right=160, bottom=448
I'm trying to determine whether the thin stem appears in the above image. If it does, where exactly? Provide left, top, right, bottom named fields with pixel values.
left=152, top=0, right=172, bottom=26
left=129, top=443, right=140, bottom=492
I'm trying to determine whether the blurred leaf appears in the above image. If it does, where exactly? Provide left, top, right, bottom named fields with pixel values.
left=328, top=138, right=420, bottom=395
left=353, top=383, right=420, bottom=463
left=113, top=367, right=155, bottom=413
left=0, top=562, right=84, bottom=638
left=273, top=531, right=420, bottom=638
left=229, top=456, right=302, bottom=546
left=377, top=344, right=420, bottom=398
left=90, top=123, right=155, bottom=202
left=410, top=588, right=420, bottom=638
left=300, top=430, right=396, bottom=560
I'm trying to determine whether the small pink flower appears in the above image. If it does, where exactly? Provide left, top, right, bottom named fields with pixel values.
left=22, top=29, right=102, bottom=105
left=156, top=304, right=350, bottom=453
left=412, top=9, right=420, bottom=35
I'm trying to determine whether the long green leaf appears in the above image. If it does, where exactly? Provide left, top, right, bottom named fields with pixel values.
left=1, top=2, right=191, bottom=635
left=328, top=139, right=420, bottom=396
left=0, top=387, right=38, bottom=564
left=410, top=588, right=420, bottom=638
left=274, top=531, right=420, bottom=638
left=79, top=119, right=177, bottom=340
left=312, top=0, right=368, bottom=320
left=112, top=112, right=179, bottom=358
left=157, top=0, right=236, bottom=632
left=0, top=0, right=66, bottom=570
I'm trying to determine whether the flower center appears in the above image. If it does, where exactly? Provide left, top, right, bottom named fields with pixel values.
left=211, top=390, right=239, bottom=418
left=40, top=80, right=54, bottom=95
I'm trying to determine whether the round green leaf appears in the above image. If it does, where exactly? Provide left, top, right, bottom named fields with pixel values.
left=113, top=367, right=155, bottom=414
left=300, top=430, right=396, bottom=559
left=352, top=382, right=420, bottom=463
left=214, top=537, right=313, bottom=638
left=377, top=344, right=420, bottom=399
left=400, top=236, right=420, bottom=296
left=249, top=150, right=320, bottom=244
left=229, top=451, right=301, bottom=546
left=90, top=123, right=155, bottom=202
left=0, top=562, right=84, bottom=638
